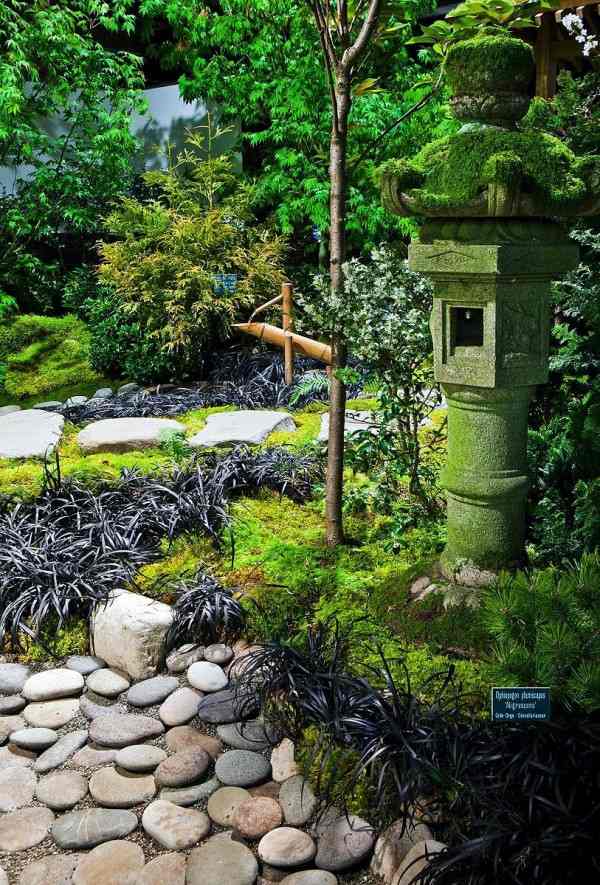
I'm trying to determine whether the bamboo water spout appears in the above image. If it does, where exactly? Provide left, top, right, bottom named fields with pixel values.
left=233, top=321, right=332, bottom=365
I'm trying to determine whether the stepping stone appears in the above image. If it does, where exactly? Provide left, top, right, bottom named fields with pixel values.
left=0, top=404, right=20, bottom=415
left=127, top=675, right=178, bottom=707
left=0, top=745, right=35, bottom=770
left=89, top=713, right=164, bottom=748
left=258, top=827, right=317, bottom=868
left=18, top=854, right=83, bottom=885
left=207, top=786, right=251, bottom=826
left=115, top=745, right=167, bottom=772
left=0, top=766, right=37, bottom=812
left=155, top=748, right=210, bottom=788
left=32, top=401, right=63, bottom=411
left=34, top=729, right=88, bottom=773
left=79, top=695, right=124, bottom=721
left=142, top=799, right=211, bottom=849
left=189, top=410, right=297, bottom=447
left=159, top=687, right=202, bottom=727
left=166, top=643, right=204, bottom=673
left=0, top=696, right=26, bottom=715
left=187, top=834, right=259, bottom=885
left=87, top=668, right=130, bottom=698
left=72, top=839, right=145, bottom=885
left=215, top=749, right=271, bottom=787
left=279, top=775, right=318, bottom=826
left=23, top=667, right=83, bottom=701
left=188, top=661, right=228, bottom=692
left=280, top=874, right=338, bottom=885
left=271, top=738, right=299, bottom=782
left=218, top=720, right=278, bottom=751
left=318, top=410, right=377, bottom=443
left=66, top=655, right=106, bottom=676
left=0, top=409, right=64, bottom=459
left=160, top=777, right=221, bottom=806
left=24, top=698, right=80, bottom=729
left=51, top=808, right=137, bottom=849
left=393, top=840, right=447, bottom=885
left=71, top=746, right=117, bottom=768
left=165, top=726, right=223, bottom=759
left=36, top=771, right=88, bottom=810
left=0, top=663, right=30, bottom=693
left=204, top=643, right=234, bottom=665
left=11, top=727, right=57, bottom=751
left=0, top=714, right=25, bottom=743
left=314, top=813, right=375, bottom=871
left=89, top=765, right=156, bottom=808
left=78, top=417, right=185, bottom=453
left=232, top=796, right=283, bottom=838
left=136, top=853, right=186, bottom=885
left=197, top=687, right=258, bottom=724
left=0, top=806, right=54, bottom=850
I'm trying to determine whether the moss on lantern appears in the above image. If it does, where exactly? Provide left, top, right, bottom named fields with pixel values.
left=444, top=35, right=534, bottom=96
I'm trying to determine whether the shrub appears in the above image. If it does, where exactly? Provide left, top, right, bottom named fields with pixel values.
left=164, top=571, right=246, bottom=651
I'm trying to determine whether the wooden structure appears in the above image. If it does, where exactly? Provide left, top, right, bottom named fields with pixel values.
left=535, top=1, right=600, bottom=97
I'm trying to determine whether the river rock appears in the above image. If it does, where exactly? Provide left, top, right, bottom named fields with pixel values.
left=36, top=771, right=88, bottom=810
left=89, top=713, right=164, bottom=748
left=218, top=719, right=278, bottom=751
left=0, top=714, right=25, bottom=743
left=24, top=698, right=80, bottom=729
left=204, top=643, right=234, bottom=665
left=271, top=739, right=298, bottom=782
left=51, top=808, right=138, bottom=849
left=0, top=745, right=35, bottom=770
left=370, top=819, right=434, bottom=883
left=393, top=840, right=447, bottom=885
left=207, top=786, right=251, bottom=826
left=280, top=874, right=338, bottom=885
left=279, top=776, right=317, bottom=826
left=155, top=748, right=210, bottom=788
left=233, top=796, right=283, bottom=838
left=166, top=643, right=204, bottom=673
left=0, top=806, right=54, bottom=850
left=78, top=416, right=185, bottom=453
left=258, top=827, right=317, bottom=868
left=34, top=729, right=88, bottom=773
left=197, top=687, right=258, bottom=724
left=86, top=668, right=130, bottom=698
left=115, top=745, right=167, bottom=773
left=18, top=854, right=83, bottom=885
left=160, top=777, right=221, bottom=806
left=142, top=799, right=211, bottom=849
left=0, top=409, right=64, bottom=459
left=71, top=746, right=117, bottom=768
left=136, top=853, right=186, bottom=885
left=0, top=695, right=26, bottom=715
left=11, top=727, right=57, bottom=751
left=250, top=781, right=281, bottom=800
left=165, top=725, right=223, bottom=758
left=79, top=695, right=124, bottom=721
left=159, top=686, right=202, bottom=726
left=0, top=766, right=37, bottom=812
left=22, top=667, right=83, bottom=701
left=188, top=660, right=229, bottom=693
left=127, top=675, right=178, bottom=708
left=215, top=749, right=271, bottom=787
left=186, top=835, right=259, bottom=885
left=314, top=813, right=375, bottom=871
left=72, top=839, right=145, bottom=885
left=0, top=663, right=30, bottom=694
left=89, top=765, right=156, bottom=807
left=66, top=655, right=106, bottom=676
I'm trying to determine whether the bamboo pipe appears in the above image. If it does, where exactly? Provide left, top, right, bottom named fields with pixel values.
left=282, top=281, right=294, bottom=385
left=233, top=321, right=332, bottom=365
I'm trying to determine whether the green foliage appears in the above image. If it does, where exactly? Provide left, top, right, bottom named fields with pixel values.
left=481, top=555, right=600, bottom=712
left=297, top=725, right=372, bottom=817
left=22, top=618, right=89, bottom=662
left=98, top=126, right=286, bottom=380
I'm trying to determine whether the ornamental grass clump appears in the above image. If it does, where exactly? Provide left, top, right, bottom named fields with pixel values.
left=164, top=571, right=246, bottom=651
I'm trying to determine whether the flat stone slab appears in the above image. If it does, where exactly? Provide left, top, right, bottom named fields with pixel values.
left=36, top=771, right=88, bottom=810
left=318, top=410, right=377, bottom=443
left=142, top=799, right=211, bottom=850
left=0, top=766, right=37, bottom=812
left=77, top=417, right=185, bottom=453
left=189, top=410, right=296, bottom=447
left=0, top=806, right=54, bottom=851
left=89, top=766, right=156, bottom=807
left=187, top=834, right=259, bottom=885
left=18, top=854, right=83, bottom=885
left=23, top=667, right=84, bottom=702
left=51, top=808, right=138, bottom=849
left=89, top=712, right=164, bottom=748
left=0, top=409, right=64, bottom=459
left=24, top=698, right=80, bottom=729
left=215, top=748, right=271, bottom=787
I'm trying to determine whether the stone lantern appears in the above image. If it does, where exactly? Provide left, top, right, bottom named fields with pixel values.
left=380, top=35, right=600, bottom=585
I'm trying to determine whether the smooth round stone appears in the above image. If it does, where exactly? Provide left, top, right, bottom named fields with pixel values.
left=197, top=687, right=258, bottom=724
left=0, top=695, right=26, bottom=715
left=259, top=827, right=317, bottom=869
left=204, top=643, right=234, bottom=666
left=89, top=765, right=156, bottom=808
left=72, top=839, right=145, bottom=885
left=279, top=776, right=318, bottom=826
left=233, top=796, right=283, bottom=839
left=0, top=806, right=55, bottom=850
left=0, top=714, right=25, bottom=743
left=0, top=766, right=37, bottom=812
left=166, top=644, right=204, bottom=674
left=160, top=777, right=221, bottom=806
left=207, top=786, right=251, bottom=826
left=314, top=814, right=375, bottom=871
left=215, top=749, right=271, bottom=787
left=22, top=668, right=84, bottom=702
left=11, top=727, right=57, bottom=751
left=280, top=873, right=338, bottom=885
left=36, top=770, right=88, bottom=810
left=218, top=720, right=278, bottom=751
left=250, top=781, right=281, bottom=800
left=136, top=853, right=186, bottom=885
left=142, top=799, right=211, bottom=849
left=66, top=655, right=106, bottom=676
left=0, top=745, right=35, bottom=770
left=87, top=669, right=130, bottom=698
left=71, top=746, right=117, bottom=768
left=188, top=661, right=229, bottom=693
left=127, top=675, right=179, bottom=708
left=51, top=808, right=137, bottom=849
left=0, top=663, right=30, bottom=694
left=89, top=713, right=164, bottom=748
left=159, top=687, right=202, bottom=726
left=34, top=729, right=88, bottom=773
left=155, top=748, right=210, bottom=788
left=80, top=694, right=124, bottom=721
left=24, top=698, right=80, bottom=729
left=18, top=854, right=83, bottom=885
left=187, top=835, right=258, bottom=885
left=165, top=726, right=223, bottom=759
left=115, top=745, right=167, bottom=773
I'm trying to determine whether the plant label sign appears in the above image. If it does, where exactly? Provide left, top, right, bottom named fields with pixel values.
left=491, top=687, right=551, bottom=722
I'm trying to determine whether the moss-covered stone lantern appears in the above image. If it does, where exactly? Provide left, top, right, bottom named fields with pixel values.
left=380, top=35, right=600, bottom=585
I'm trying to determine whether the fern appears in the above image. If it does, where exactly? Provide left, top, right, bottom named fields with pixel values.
left=289, top=370, right=330, bottom=406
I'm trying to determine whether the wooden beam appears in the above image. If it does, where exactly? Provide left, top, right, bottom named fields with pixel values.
left=535, top=12, right=558, bottom=98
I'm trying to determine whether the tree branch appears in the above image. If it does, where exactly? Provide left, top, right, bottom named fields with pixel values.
left=343, top=0, right=381, bottom=69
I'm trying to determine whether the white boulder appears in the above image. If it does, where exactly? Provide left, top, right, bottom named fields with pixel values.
left=318, top=410, right=377, bottom=443
left=188, top=410, right=296, bottom=448
left=0, top=409, right=64, bottom=459
left=77, top=417, right=185, bottom=453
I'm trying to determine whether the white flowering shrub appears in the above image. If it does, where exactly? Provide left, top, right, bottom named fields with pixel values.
left=562, top=13, right=598, bottom=58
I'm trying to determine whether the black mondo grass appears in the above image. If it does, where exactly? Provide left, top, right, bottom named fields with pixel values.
left=164, top=571, right=246, bottom=651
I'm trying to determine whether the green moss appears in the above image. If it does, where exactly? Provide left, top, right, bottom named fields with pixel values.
left=445, top=36, right=534, bottom=96
left=296, top=725, right=373, bottom=817
left=22, top=618, right=89, bottom=662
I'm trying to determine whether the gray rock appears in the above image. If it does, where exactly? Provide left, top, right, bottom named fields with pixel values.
left=89, top=765, right=156, bottom=808
left=0, top=695, right=26, bottom=715
left=11, top=727, right=57, bottom=751
left=318, top=410, right=377, bottom=443
left=22, top=667, right=84, bottom=702
left=18, top=854, right=83, bottom=885
left=393, top=840, right=447, bottom=885
left=314, top=813, right=376, bottom=871
left=0, top=745, right=35, bottom=770
left=89, top=713, right=164, bottom=748
left=0, top=806, right=54, bottom=851
left=258, top=827, right=317, bottom=869
left=166, top=643, right=204, bottom=673
left=32, top=401, right=63, bottom=411
left=86, top=668, right=130, bottom=698
left=66, top=655, right=106, bottom=676
left=188, top=660, right=228, bottom=693
left=115, top=745, right=167, bottom=773
left=0, top=404, right=20, bottom=415
left=271, top=739, right=299, bottom=782
left=92, top=388, right=114, bottom=399
left=36, top=771, right=88, bottom=810
left=0, top=663, right=30, bottom=694
left=64, top=395, right=88, bottom=407
left=280, top=875, right=338, bottom=885
left=79, top=694, right=124, bottom=721
left=165, top=726, right=223, bottom=759
left=0, top=713, right=25, bottom=743
left=91, top=590, right=173, bottom=680
left=197, top=687, right=258, bottom=725
left=24, top=698, right=80, bottom=729
left=279, top=775, right=318, bottom=826
left=0, top=409, right=64, bottom=458
left=142, top=799, right=211, bottom=849
left=78, top=416, right=185, bottom=453
left=0, top=766, right=37, bottom=812
left=207, top=786, right=251, bottom=826
left=126, top=675, right=178, bottom=707
left=187, top=834, right=259, bottom=885
left=71, top=746, right=117, bottom=769
left=52, top=808, right=138, bottom=849
left=117, top=382, right=141, bottom=396
left=204, top=643, right=234, bottom=665
left=72, top=838, right=145, bottom=885
left=155, top=748, right=210, bottom=788
left=159, top=686, right=202, bottom=727
left=189, top=409, right=296, bottom=448
left=370, top=819, right=433, bottom=883
left=218, top=719, right=278, bottom=752
left=215, top=749, right=271, bottom=787
left=160, top=777, right=221, bottom=806
left=135, top=853, right=186, bottom=885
